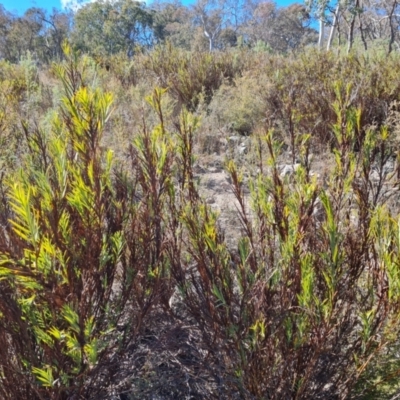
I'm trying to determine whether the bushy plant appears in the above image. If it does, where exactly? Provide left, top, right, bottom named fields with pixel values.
left=169, top=94, right=400, bottom=398
left=139, top=42, right=245, bottom=110
left=0, top=45, right=180, bottom=399
left=0, top=58, right=43, bottom=173
left=206, top=73, right=271, bottom=136
left=2, top=42, right=400, bottom=400
left=201, top=49, right=400, bottom=150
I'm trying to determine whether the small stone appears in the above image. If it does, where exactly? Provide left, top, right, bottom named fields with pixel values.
left=193, top=164, right=206, bottom=174
left=238, top=145, right=248, bottom=155
left=280, top=163, right=300, bottom=177
left=228, top=136, right=241, bottom=146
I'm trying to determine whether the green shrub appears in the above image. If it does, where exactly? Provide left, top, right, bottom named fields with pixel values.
left=139, top=42, right=245, bottom=110
left=207, top=73, right=270, bottom=135
left=0, top=45, right=179, bottom=399
left=2, top=42, right=400, bottom=400
left=170, top=97, right=400, bottom=398
left=201, top=49, right=400, bottom=150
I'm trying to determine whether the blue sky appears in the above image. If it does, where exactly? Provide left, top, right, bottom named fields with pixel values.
left=2, top=0, right=61, bottom=14
left=1, top=0, right=296, bottom=15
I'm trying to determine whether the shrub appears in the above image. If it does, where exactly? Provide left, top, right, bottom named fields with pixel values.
left=0, top=58, right=42, bottom=173
left=207, top=73, right=271, bottom=136
left=139, top=42, right=245, bottom=110
left=0, top=46, right=178, bottom=399
left=202, top=50, right=400, bottom=150
left=2, top=42, right=400, bottom=400
left=169, top=97, right=400, bottom=398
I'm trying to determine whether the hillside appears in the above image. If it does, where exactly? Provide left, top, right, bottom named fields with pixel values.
left=1, top=34, right=400, bottom=399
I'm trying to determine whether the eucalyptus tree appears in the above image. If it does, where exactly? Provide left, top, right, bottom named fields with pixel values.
left=307, top=0, right=370, bottom=52
left=0, top=6, right=71, bottom=63
left=192, top=0, right=224, bottom=51
left=18, top=8, right=72, bottom=62
left=360, top=0, right=400, bottom=52
left=243, top=2, right=316, bottom=52
left=326, top=2, right=341, bottom=50
left=0, top=6, right=14, bottom=60
left=343, top=0, right=368, bottom=52
left=39, top=9, right=73, bottom=61
left=0, top=7, right=47, bottom=62
left=305, top=0, right=331, bottom=48
left=325, top=0, right=400, bottom=52
left=191, top=0, right=259, bottom=50
left=151, top=1, right=194, bottom=49
left=72, top=0, right=154, bottom=56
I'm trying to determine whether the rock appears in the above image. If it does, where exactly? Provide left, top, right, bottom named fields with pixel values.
left=369, top=169, right=380, bottom=181
left=208, top=166, right=219, bottom=173
left=280, top=163, right=301, bottom=177
left=193, top=164, right=206, bottom=174
left=238, top=145, right=248, bottom=155
left=383, top=161, right=395, bottom=176
left=206, top=196, right=216, bottom=204
left=228, top=136, right=241, bottom=147
left=219, top=137, right=228, bottom=149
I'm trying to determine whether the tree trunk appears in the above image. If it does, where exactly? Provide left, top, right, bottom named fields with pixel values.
left=327, top=4, right=340, bottom=51
left=347, top=12, right=356, bottom=52
left=388, top=0, right=398, bottom=54
left=347, top=0, right=361, bottom=54
left=318, top=18, right=325, bottom=49
left=359, top=11, right=368, bottom=50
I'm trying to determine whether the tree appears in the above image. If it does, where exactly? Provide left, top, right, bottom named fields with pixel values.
left=360, top=0, right=400, bottom=53
left=305, top=0, right=330, bottom=48
left=151, top=1, right=195, bottom=49
left=326, top=3, right=341, bottom=50
left=191, top=0, right=259, bottom=51
left=0, top=6, right=14, bottom=60
left=325, top=0, right=400, bottom=53
left=38, top=9, right=73, bottom=61
left=0, top=7, right=72, bottom=64
left=243, top=2, right=317, bottom=52
left=0, top=7, right=46, bottom=62
left=193, top=0, right=224, bottom=51
left=72, top=0, right=154, bottom=57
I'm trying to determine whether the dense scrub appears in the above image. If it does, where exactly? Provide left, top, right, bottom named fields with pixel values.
left=1, top=44, right=400, bottom=399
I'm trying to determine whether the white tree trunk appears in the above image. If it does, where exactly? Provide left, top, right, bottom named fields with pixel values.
left=318, top=18, right=325, bottom=49
left=327, top=4, right=340, bottom=51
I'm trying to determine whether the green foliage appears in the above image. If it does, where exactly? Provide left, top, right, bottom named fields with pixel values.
left=0, top=45, right=179, bottom=399
left=199, top=48, right=400, bottom=148
left=171, top=95, right=400, bottom=398
left=1, top=40, right=400, bottom=399
left=140, top=42, right=244, bottom=110
left=0, top=58, right=42, bottom=173
left=0, top=45, right=117, bottom=398
left=207, top=72, right=271, bottom=135
left=72, top=0, right=154, bottom=57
